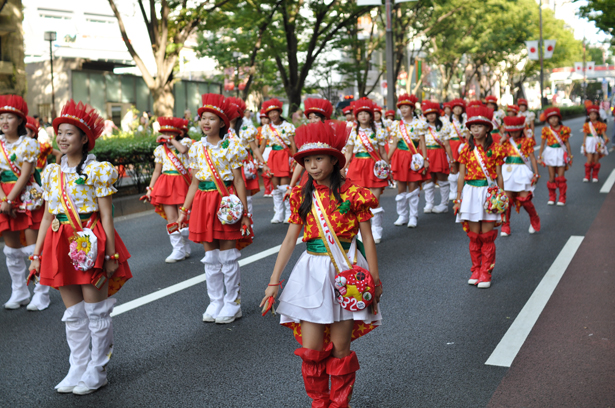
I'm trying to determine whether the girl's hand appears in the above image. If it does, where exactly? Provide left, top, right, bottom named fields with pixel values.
left=28, top=259, right=40, bottom=275
left=372, top=284, right=382, bottom=314
left=424, top=159, right=430, bottom=169
left=241, top=215, right=250, bottom=230
left=260, top=285, right=280, bottom=308
left=177, top=212, right=186, bottom=228
left=453, top=201, right=461, bottom=214
left=156, top=135, right=171, bottom=144
left=262, top=164, right=271, bottom=174
left=146, top=190, right=152, bottom=201
left=0, top=201, right=11, bottom=215
left=104, top=259, right=119, bottom=277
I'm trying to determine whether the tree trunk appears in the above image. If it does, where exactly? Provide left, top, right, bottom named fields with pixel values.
left=152, top=83, right=174, bottom=117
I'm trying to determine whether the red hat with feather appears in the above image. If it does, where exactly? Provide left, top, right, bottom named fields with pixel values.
left=304, top=98, right=333, bottom=120
left=506, top=105, right=520, bottom=114
left=586, top=105, right=600, bottom=114
left=421, top=100, right=440, bottom=115
left=467, top=100, right=484, bottom=108
left=466, top=106, right=494, bottom=131
left=374, top=105, right=383, bottom=114
left=53, top=100, right=104, bottom=151
left=25, top=116, right=40, bottom=135
left=262, top=98, right=283, bottom=114
left=351, top=98, right=375, bottom=119
left=503, top=116, right=526, bottom=132
left=342, top=105, right=353, bottom=115
left=517, top=98, right=528, bottom=107
left=197, top=93, right=234, bottom=129
left=259, top=108, right=267, bottom=119
left=0, top=94, right=28, bottom=121
left=397, top=94, right=418, bottom=108
left=157, top=117, right=185, bottom=135
left=485, top=95, right=498, bottom=106
left=450, top=98, right=466, bottom=110
left=544, top=106, right=562, bottom=119
left=226, top=97, right=247, bottom=117
left=293, top=120, right=349, bottom=168
left=385, top=109, right=396, bottom=118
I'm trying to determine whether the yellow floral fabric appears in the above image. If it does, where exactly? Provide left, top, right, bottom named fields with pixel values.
left=389, top=117, right=427, bottom=143
left=41, top=155, right=118, bottom=215
left=424, top=122, right=452, bottom=147
left=153, top=138, right=193, bottom=171
left=261, top=121, right=296, bottom=147
left=188, top=136, right=247, bottom=182
left=449, top=114, right=469, bottom=139
left=346, top=125, right=387, bottom=153
left=0, top=135, right=39, bottom=175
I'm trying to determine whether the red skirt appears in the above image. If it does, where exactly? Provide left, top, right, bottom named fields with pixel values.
left=242, top=154, right=261, bottom=195
left=38, top=219, right=132, bottom=297
left=268, top=149, right=291, bottom=178
left=189, top=187, right=253, bottom=250
left=449, top=139, right=463, bottom=162
left=390, top=149, right=427, bottom=183
left=151, top=173, right=190, bottom=206
left=0, top=183, right=38, bottom=233
left=347, top=156, right=388, bottom=188
left=427, top=148, right=450, bottom=175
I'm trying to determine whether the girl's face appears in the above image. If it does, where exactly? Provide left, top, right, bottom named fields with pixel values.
left=386, top=115, right=395, bottom=121
left=506, top=110, right=516, bottom=117
left=452, top=106, right=463, bottom=116
left=267, top=109, right=281, bottom=123
left=547, top=116, right=560, bottom=127
left=26, top=127, right=35, bottom=138
left=589, top=112, right=599, bottom=121
left=426, top=112, right=437, bottom=123
left=509, top=130, right=522, bottom=139
left=304, top=154, right=337, bottom=182
left=374, top=111, right=382, bottom=121
left=444, top=107, right=452, bottom=116
left=399, top=105, right=412, bottom=118
left=56, top=123, right=87, bottom=155
left=357, top=111, right=371, bottom=126
left=261, top=117, right=270, bottom=125
left=308, top=113, right=321, bottom=124
left=519, top=105, right=527, bottom=112
left=0, top=113, right=22, bottom=136
left=487, top=103, right=497, bottom=111
left=345, top=112, right=354, bottom=121
left=470, top=124, right=488, bottom=139
left=200, top=112, right=225, bottom=137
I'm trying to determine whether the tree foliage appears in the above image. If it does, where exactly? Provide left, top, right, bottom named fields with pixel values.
left=577, top=0, right=615, bottom=45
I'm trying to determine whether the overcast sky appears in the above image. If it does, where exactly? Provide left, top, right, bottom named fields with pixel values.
left=541, top=0, right=611, bottom=46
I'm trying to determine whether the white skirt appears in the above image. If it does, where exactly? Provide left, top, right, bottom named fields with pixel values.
left=503, top=163, right=535, bottom=192
left=455, top=184, right=499, bottom=223
left=584, top=136, right=608, bottom=155
left=277, top=249, right=382, bottom=327
left=543, top=145, right=566, bottom=167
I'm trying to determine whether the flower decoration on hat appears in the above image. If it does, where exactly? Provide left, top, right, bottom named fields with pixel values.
left=304, top=98, right=333, bottom=120
left=293, top=120, right=349, bottom=168
left=262, top=98, right=283, bottom=114
left=517, top=98, right=528, bottom=107
left=385, top=109, right=396, bottom=118
left=53, top=100, right=105, bottom=151
left=351, top=97, right=375, bottom=119
left=0, top=94, right=28, bottom=121
left=503, top=116, right=526, bottom=132
left=466, top=106, right=494, bottom=131
left=506, top=105, right=520, bottom=114
left=421, top=100, right=440, bottom=115
left=157, top=117, right=185, bottom=136
left=450, top=98, right=466, bottom=110
left=544, top=107, right=562, bottom=119
left=197, top=93, right=234, bottom=129
left=397, top=94, right=418, bottom=108
left=25, top=116, right=40, bottom=135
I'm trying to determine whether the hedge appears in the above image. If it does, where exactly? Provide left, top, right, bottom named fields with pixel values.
left=532, top=105, right=587, bottom=123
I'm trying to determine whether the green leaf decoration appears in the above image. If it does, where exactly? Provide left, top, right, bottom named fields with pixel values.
left=221, top=140, right=230, bottom=149
left=281, top=129, right=286, bottom=134
left=487, top=150, right=492, bottom=158
left=369, top=133, right=375, bottom=139
left=75, top=177, right=86, bottom=185
left=242, top=126, right=247, bottom=130
left=337, top=200, right=351, bottom=214
left=9, top=153, right=16, bottom=162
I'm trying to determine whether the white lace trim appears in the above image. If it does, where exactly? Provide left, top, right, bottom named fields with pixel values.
left=60, top=154, right=96, bottom=174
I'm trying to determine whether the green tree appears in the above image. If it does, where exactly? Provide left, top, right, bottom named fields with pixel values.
left=577, top=0, right=615, bottom=46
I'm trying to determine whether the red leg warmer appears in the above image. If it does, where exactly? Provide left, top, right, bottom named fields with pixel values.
left=556, top=176, right=567, bottom=204
left=295, top=343, right=333, bottom=408
left=478, top=230, right=497, bottom=287
left=584, top=162, right=592, bottom=181
left=592, top=163, right=601, bottom=181
left=518, top=195, right=541, bottom=232
left=467, top=231, right=482, bottom=284
left=501, top=205, right=512, bottom=236
left=546, top=181, right=557, bottom=203
left=326, top=351, right=360, bottom=408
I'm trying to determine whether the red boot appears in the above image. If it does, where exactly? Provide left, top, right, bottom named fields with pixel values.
left=295, top=343, right=333, bottom=408
left=500, top=205, right=512, bottom=236
left=556, top=176, right=567, bottom=206
left=326, top=351, right=360, bottom=408
left=477, top=230, right=497, bottom=288
left=592, top=163, right=601, bottom=182
left=467, top=232, right=482, bottom=285
left=546, top=181, right=557, bottom=205
left=518, top=195, right=540, bottom=233
left=584, top=163, right=591, bottom=182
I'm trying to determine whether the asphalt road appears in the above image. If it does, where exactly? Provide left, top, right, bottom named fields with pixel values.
left=1, top=115, right=613, bottom=408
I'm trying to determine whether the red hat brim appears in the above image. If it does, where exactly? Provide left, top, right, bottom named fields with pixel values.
left=197, top=106, right=230, bottom=129
left=53, top=117, right=97, bottom=151
left=293, top=148, right=346, bottom=170
left=465, top=117, right=493, bottom=132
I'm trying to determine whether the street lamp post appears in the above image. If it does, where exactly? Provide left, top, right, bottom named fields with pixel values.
left=385, top=0, right=395, bottom=111
left=232, top=52, right=241, bottom=98
left=539, top=0, right=545, bottom=108
left=44, top=31, right=57, bottom=118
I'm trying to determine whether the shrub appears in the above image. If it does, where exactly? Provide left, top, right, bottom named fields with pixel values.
left=533, top=105, right=587, bottom=123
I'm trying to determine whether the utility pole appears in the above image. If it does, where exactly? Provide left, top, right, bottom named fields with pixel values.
left=385, top=0, right=395, bottom=111
left=44, top=31, right=57, bottom=118
left=539, top=0, right=545, bottom=108
left=582, top=36, right=587, bottom=100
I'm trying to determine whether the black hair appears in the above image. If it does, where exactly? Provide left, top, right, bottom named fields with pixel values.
left=234, top=116, right=243, bottom=136
left=298, top=160, right=344, bottom=222
left=548, top=116, right=563, bottom=127
left=585, top=111, right=604, bottom=123
left=75, top=128, right=89, bottom=179
left=426, top=113, right=443, bottom=131
left=17, top=122, right=27, bottom=137
left=311, top=112, right=325, bottom=122
left=449, top=112, right=465, bottom=125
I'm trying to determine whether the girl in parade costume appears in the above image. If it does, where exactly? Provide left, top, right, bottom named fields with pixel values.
left=342, top=105, right=354, bottom=125
left=581, top=105, right=608, bottom=183
left=226, top=97, right=269, bottom=218
left=500, top=116, right=541, bottom=236
left=259, top=99, right=296, bottom=224
left=257, top=109, right=274, bottom=196
left=384, top=109, right=396, bottom=128
left=506, top=105, right=519, bottom=117
left=26, top=116, right=61, bottom=176
left=442, top=102, right=452, bottom=118
left=537, top=107, right=573, bottom=205
left=517, top=99, right=536, bottom=139
left=453, top=106, right=505, bottom=289
left=422, top=100, right=454, bottom=214
left=343, top=98, right=388, bottom=243
left=29, top=100, right=132, bottom=394
left=447, top=98, right=469, bottom=202
left=485, top=96, right=505, bottom=144
left=388, top=94, right=428, bottom=228
left=260, top=120, right=382, bottom=408
left=177, top=93, right=251, bottom=324
left=145, top=117, right=193, bottom=263
left=0, top=95, right=50, bottom=311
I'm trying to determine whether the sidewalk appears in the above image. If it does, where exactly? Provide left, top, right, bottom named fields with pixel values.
left=487, top=187, right=615, bottom=407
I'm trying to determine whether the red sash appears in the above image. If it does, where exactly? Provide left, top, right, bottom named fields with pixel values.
left=59, top=172, right=98, bottom=233
left=269, top=124, right=289, bottom=150
left=0, top=140, right=22, bottom=177
left=451, top=121, right=464, bottom=140
left=357, top=129, right=381, bottom=162
left=163, top=144, right=191, bottom=186
left=398, top=121, right=420, bottom=155
left=202, top=146, right=230, bottom=197
left=429, top=127, right=451, bottom=163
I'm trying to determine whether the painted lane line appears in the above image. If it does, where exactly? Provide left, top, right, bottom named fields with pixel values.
left=111, top=238, right=303, bottom=317
left=485, top=235, right=584, bottom=368
left=600, top=169, right=615, bottom=194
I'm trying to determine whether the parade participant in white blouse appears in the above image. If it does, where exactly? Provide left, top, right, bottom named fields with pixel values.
left=485, top=96, right=505, bottom=144
left=259, top=99, right=297, bottom=224
left=517, top=99, right=536, bottom=139
left=0, top=95, right=50, bottom=311
left=343, top=98, right=389, bottom=243
left=388, top=94, right=428, bottom=228
left=177, top=93, right=251, bottom=325
left=29, top=100, right=132, bottom=395
left=421, top=100, right=454, bottom=214
left=447, top=98, right=469, bottom=202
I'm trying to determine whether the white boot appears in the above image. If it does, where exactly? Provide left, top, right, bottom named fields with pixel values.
left=448, top=173, right=458, bottom=201
left=202, top=249, right=224, bottom=322
left=270, top=188, right=285, bottom=224
left=215, top=249, right=242, bottom=324
left=22, top=245, right=50, bottom=311
left=3, top=246, right=30, bottom=309
left=407, top=189, right=420, bottom=228
left=165, top=231, right=185, bottom=263
left=423, top=182, right=435, bottom=213
left=73, top=298, right=116, bottom=395
left=246, top=195, right=253, bottom=216
left=180, top=227, right=191, bottom=259
left=279, top=185, right=291, bottom=223
left=393, top=193, right=409, bottom=226
left=433, top=181, right=450, bottom=213
left=55, top=301, right=91, bottom=393
left=371, top=207, right=384, bottom=244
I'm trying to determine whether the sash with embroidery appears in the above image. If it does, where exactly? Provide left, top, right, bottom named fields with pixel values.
left=548, top=127, right=571, bottom=164
left=202, top=146, right=230, bottom=197
left=451, top=120, right=464, bottom=140
left=269, top=124, right=290, bottom=150
left=357, top=128, right=381, bottom=162
left=0, top=140, right=23, bottom=177
left=428, top=127, right=451, bottom=163
left=509, top=139, right=533, bottom=171
left=163, top=144, right=191, bottom=186
left=398, top=121, right=420, bottom=155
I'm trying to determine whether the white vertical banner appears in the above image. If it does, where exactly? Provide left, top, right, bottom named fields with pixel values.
left=526, top=41, right=539, bottom=60
left=587, top=61, right=595, bottom=74
left=543, top=40, right=556, bottom=59
left=574, top=62, right=583, bottom=73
